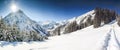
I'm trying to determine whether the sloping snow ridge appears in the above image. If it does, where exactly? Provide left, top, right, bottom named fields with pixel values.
left=0, top=22, right=120, bottom=50
left=76, top=10, right=95, bottom=24
left=67, top=10, right=95, bottom=24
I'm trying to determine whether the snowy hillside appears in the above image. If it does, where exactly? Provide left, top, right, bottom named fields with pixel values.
left=0, top=21, right=120, bottom=50
left=49, top=8, right=117, bottom=36
left=69, top=10, right=95, bottom=24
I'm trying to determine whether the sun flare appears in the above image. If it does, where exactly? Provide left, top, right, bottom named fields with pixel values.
left=11, top=4, right=18, bottom=12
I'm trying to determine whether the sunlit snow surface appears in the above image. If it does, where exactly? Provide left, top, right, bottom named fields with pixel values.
left=0, top=22, right=120, bottom=50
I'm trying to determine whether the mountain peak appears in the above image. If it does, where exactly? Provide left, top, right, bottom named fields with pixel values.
left=3, top=9, right=48, bottom=36
left=16, top=9, right=23, bottom=13
left=10, top=9, right=24, bottom=14
left=4, top=9, right=30, bottom=24
left=1, top=9, right=48, bottom=41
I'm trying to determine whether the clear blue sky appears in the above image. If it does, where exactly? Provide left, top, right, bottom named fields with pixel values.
left=0, top=0, right=120, bottom=22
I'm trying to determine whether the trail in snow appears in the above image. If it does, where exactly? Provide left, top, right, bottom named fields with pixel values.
left=101, top=26, right=120, bottom=50
left=100, top=28, right=111, bottom=50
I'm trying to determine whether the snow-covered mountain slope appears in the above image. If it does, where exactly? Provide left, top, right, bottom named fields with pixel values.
left=58, top=8, right=117, bottom=35
left=77, top=10, right=95, bottom=24
left=69, top=10, right=95, bottom=24
left=48, top=8, right=117, bottom=36
left=61, top=10, right=95, bottom=34
left=0, top=22, right=120, bottom=50
left=3, top=10, right=47, bottom=35
left=47, top=10, right=95, bottom=36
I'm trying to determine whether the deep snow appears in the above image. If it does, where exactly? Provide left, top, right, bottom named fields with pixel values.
left=0, top=22, right=120, bottom=50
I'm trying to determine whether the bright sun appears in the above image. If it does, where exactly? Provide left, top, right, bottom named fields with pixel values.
left=11, top=4, right=18, bottom=12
